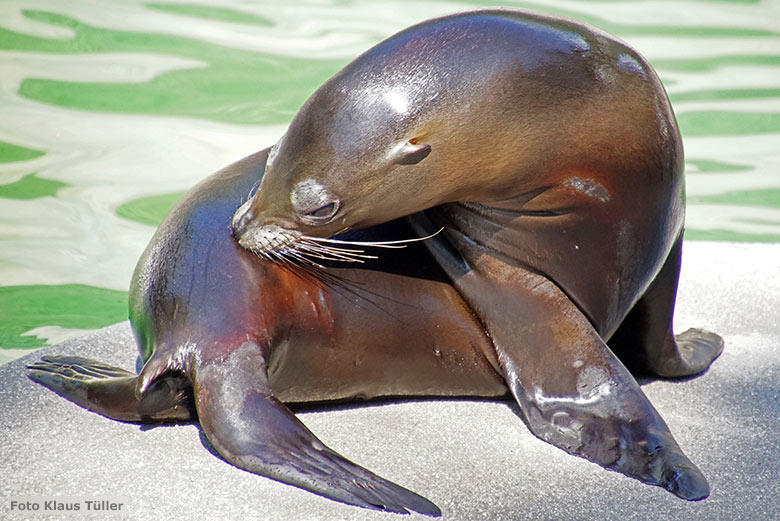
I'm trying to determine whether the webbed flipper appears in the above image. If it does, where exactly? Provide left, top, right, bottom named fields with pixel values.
left=609, top=236, right=724, bottom=377
left=430, top=228, right=710, bottom=500
left=192, top=342, right=440, bottom=516
left=26, top=355, right=194, bottom=422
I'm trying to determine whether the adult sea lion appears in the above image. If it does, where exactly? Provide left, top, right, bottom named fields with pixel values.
left=27, top=9, right=722, bottom=516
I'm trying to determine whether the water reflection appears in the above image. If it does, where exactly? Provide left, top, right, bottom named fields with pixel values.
left=0, top=0, right=778, bottom=358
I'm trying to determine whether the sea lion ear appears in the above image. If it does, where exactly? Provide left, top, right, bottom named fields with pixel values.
left=393, top=140, right=431, bottom=165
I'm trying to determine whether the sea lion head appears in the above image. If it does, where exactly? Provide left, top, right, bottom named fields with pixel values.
left=230, top=14, right=509, bottom=258
left=231, top=71, right=446, bottom=258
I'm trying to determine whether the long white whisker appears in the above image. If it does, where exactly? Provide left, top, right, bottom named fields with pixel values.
left=300, top=227, right=443, bottom=248
left=271, top=250, right=295, bottom=268
left=296, top=245, right=367, bottom=263
left=286, top=249, right=326, bottom=269
left=298, top=241, right=378, bottom=260
left=297, top=249, right=360, bottom=263
left=298, top=240, right=370, bottom=255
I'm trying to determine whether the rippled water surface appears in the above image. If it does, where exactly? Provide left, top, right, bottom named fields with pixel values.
left=1, top=0, right=779, bottom=363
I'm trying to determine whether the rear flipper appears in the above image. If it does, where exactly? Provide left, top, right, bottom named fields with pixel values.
left=434, top=231, right=710, bottom=500
left=26, top=355, right=194, bottom=422
left=609, top=236, right=724, bottom=378
left=191, top=341, right=441, bottom=516
left=670, top=328, right=725, bottom=376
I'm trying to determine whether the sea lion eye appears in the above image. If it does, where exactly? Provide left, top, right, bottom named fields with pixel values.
left=305, top=202, right=339, bottom=220
left=292, top=179, right=340, bottom=224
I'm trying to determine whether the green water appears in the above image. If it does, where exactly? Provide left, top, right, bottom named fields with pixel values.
left=1, top=0, right=779, bottom=362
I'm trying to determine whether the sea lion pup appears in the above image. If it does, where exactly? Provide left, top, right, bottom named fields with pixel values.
left=27, top=8, right=722, bottom=515
left=232, top=8, right=723, bottom=501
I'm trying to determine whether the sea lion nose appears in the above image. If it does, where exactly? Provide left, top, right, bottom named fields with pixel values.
left=231, top=200, right=255, bottom=240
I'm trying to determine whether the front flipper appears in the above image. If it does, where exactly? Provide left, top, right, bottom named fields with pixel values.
left=192, top=342, right=440, bottom=516
left=26, top=355, right=194, bottom=422
left=435, top=235, right=709, bottom=500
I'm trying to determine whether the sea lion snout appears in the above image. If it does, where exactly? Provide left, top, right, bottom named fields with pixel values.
left=231, top=200, right=300, bottom=254
left=237, top=223, right=302, bottom=255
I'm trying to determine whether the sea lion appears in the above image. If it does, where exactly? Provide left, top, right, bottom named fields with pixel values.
left=26, top=8, right=723, bottom=516
left=232, top=7, right=724, bottom=498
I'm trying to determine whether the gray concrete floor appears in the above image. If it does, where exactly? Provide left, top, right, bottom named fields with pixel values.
left=2, top=241, right=778, bottom=521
